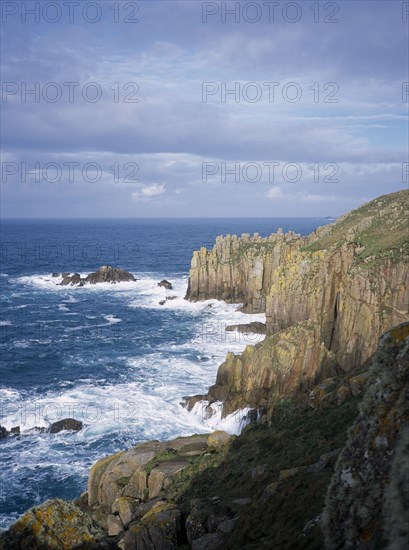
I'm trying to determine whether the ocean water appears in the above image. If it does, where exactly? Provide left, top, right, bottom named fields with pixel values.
left=0, top=217, right=329, bottom=529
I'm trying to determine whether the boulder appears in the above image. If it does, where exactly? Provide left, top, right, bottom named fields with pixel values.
left=148, top=461, right=189, bottom=499
left=158, top=280, right=173, bottom=290
left=111, top=497, right=140, bottom=528
left=51, top=272, right=60, bottom=277
left=348, top=373, right=369, bottom=396
left=118, top=502, right=181, bottom=550
left=207, top=431, right=233, bottom=448
left=47, top=418, right=83, bottom=433
left=0, top=498, right=107, bottom=549
left=335, top=385, right=351, bottom=405
left=186, top=497, right=233, bottom=545
left=88, top=451, right=125, bottom=507
left=260, top=482, right=279, bottom=502
left=107, top=513, right=124, bottom=536
left=98, top=442, right=160, bottom=507
left=0, top=426, right=9, bottom=438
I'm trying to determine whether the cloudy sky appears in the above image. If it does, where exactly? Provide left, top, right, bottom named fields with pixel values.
left=1, top=0, right=408, bottom=217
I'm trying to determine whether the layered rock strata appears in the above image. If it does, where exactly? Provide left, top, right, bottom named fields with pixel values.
left=186, top=190, right=409, bottom=415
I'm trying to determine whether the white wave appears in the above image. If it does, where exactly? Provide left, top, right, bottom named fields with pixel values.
left=0, top=379, right=210, bottom=438
left=15, top=273, right=138, bottom=292
left=103, top=314, right=122, bottom=324
left=189, top=400, right=252, bottom=436
left=63, top=295, right=79, bottom=303
left=57, top=304, right=70, bottom=312
left=13, top=340, right=32, bottom=348
left=0, top=387, right=21, bottom=400
left=0, top=320, right=12, bottom=326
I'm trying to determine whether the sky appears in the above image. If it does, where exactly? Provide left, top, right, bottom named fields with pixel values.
left=1, top=0, right=408, bottom=218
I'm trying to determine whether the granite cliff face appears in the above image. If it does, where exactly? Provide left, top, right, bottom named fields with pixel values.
left=191, top=320, right=337, bottom=415
left=185, top=230, right=302, bottom=313
left=186, top=190, right=409, bottom=415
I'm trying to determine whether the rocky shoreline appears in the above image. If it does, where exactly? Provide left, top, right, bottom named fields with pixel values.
left=1, top=190, right=408, bottom=549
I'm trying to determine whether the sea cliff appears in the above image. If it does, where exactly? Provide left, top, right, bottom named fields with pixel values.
left=1, top=190, right=408, bottom=549
left=186, top=190, right=409, bottom=416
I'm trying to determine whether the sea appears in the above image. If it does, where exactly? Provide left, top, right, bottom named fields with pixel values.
left=0, top=217, right=330, bottom=529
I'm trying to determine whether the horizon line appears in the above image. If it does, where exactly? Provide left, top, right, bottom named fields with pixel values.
left=1, top=215, right=336, bottom=221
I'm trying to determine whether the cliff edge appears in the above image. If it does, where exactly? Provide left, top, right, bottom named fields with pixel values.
left=186, top=190, right=409, bottom=416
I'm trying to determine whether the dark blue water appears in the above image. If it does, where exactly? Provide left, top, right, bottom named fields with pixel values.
left=0, top=217, right=328, bottom=528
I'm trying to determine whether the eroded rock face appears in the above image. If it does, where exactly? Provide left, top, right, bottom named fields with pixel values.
left=59, top=265, right=136, bottom=286
left=265, top=245, right=409, bottom=369
left=187, top=320, right=337, bottom=415
left=185, top=231, right=302, bottom=313
left=322, top=322, right=409, bottom=549
left=87, top=434, right=233, bottom=511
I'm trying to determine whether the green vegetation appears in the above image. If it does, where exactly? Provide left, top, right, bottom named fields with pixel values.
left=301, top=190, right=409, bottom=263
left=164, top=375, right=362, bottom=549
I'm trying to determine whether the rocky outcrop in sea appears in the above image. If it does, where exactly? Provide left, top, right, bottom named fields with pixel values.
left=56, top=266, right=136, bottom=286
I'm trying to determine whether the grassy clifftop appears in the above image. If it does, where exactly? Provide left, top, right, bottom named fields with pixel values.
left=303, top=189, right=409, bottom=262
